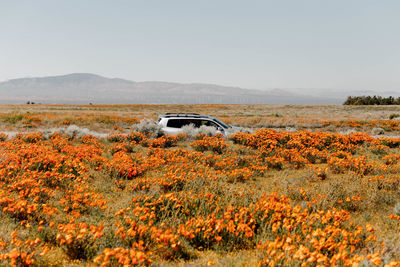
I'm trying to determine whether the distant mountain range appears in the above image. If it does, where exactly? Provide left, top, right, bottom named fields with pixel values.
left=0, top=73, right=397, bottom=104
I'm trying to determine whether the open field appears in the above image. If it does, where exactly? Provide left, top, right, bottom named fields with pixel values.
left=2, top=104, right=400, bottom=135
left=1, top=105, right=400, bottom=266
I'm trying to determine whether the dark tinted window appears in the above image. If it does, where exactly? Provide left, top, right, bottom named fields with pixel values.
left=167, top=119, right=183, bottom=128
left=200, top=120, right=219, bottom=128
left=167, top=119, right=201, bottom=128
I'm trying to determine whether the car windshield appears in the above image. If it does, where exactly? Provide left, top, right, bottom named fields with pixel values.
left=213, top=118, right=230, bottom=129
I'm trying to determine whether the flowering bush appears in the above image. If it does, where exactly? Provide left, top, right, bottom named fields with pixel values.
left=191, top=134, right=227, bottom=154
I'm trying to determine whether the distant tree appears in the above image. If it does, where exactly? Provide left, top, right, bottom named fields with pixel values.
left=343, top=95, right=400, bottom=105
left=26, top=101, right=31, bottom=104
left=343, top=96, right=354, bottom=105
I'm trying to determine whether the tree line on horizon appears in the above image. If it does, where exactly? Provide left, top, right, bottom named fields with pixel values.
left=343, top=95, right=400, bottom=105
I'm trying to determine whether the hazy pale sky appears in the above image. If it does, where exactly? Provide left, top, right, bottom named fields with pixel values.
left=1, top=0, right=400, bottom=91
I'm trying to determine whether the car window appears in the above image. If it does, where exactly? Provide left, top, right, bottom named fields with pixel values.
left=167, top=119, right=201, bottom=128
left=213, top=118, right=229, bottom=129
left=200, top=120, right=219, bottom=128
left=166, top=119, right=183, bottom=128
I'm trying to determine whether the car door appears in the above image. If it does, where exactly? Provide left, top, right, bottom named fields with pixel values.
left=163, top=119, right=185, bottom=135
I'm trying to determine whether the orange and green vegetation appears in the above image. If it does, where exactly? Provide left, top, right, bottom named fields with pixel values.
left=1, top=104, right=400, bottom=266
left=3, top=104, right=400, bottom=134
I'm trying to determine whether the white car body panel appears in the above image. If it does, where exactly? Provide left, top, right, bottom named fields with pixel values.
left=161, top=127, right=184, bottom=135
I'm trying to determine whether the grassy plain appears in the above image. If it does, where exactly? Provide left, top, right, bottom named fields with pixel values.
left=2, top=104, right=400, bottom=133
left=1, top=104, right=400, bottom=266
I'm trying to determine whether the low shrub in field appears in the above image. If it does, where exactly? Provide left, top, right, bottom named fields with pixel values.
left=191, top=134, right=227, bottom=154
left=93, top=242, right=152, bottom=266
left=327, top=155, right=375, bottom=175
left=127, top=131, right=146, bottom=144
left=106, top=133, right=126, bottom=143
left=56, top=221, right=104, bottom=260
left=371, top=127, right=385, bottom=135
left=148, top=135, right=178, bottom=148
left=383, top=154, right=400, bottom=165
left=380, top=137, right=400, bottom=148
left=181, top=124, right=218, bottom=137
left=3, top=113, right=24, bottom=124
left=0, top=232, right=49, bottom=267
left=107, top=151, right=143, bottom=179
left=389, top=113, right=400, bottom=120
left=131, top=119, right=163, bottom=137
left=225, top=126, right=253, bottom=138
left=0, top=133, right=8, bottom=141
left=63, top=125, right=93, bottom=139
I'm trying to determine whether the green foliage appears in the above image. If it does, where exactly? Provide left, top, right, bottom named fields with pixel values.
left=390, top=113, right=400, bottom=120
left=3, top=114, right=24, bottom=124
left=344, top=95, right=400, bottom=105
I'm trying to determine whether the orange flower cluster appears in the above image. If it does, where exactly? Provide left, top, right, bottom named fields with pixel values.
left=92, top=241, right=152, bottom=266
left=0, top=132, right=107, bottom=265
left=230, top=129, right=389, bottom=175
left=107, top=151, right=143, bottom=179
left=56, top=221, right=104, bottom=260
left=191, top=134, right=227, bottom=154
left=0, top=129, right=399, bottom=266
left=0, top=232, right=47, bottom=267
left=321, top=119, right=400, bottom=131
left=254, top=194, right=379, bottom=266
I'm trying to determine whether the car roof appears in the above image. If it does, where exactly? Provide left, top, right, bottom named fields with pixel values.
left=159, top=113, right=214, bottom=119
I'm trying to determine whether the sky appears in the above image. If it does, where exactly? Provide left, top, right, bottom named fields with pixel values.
left=1, top=0, right=400, bottom=91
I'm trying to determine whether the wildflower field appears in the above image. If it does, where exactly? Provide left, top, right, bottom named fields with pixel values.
left=1, top=104, right=400, bottom=266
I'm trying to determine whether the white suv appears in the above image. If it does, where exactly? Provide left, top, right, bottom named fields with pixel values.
left=157, top=113, right=230, bottom=135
